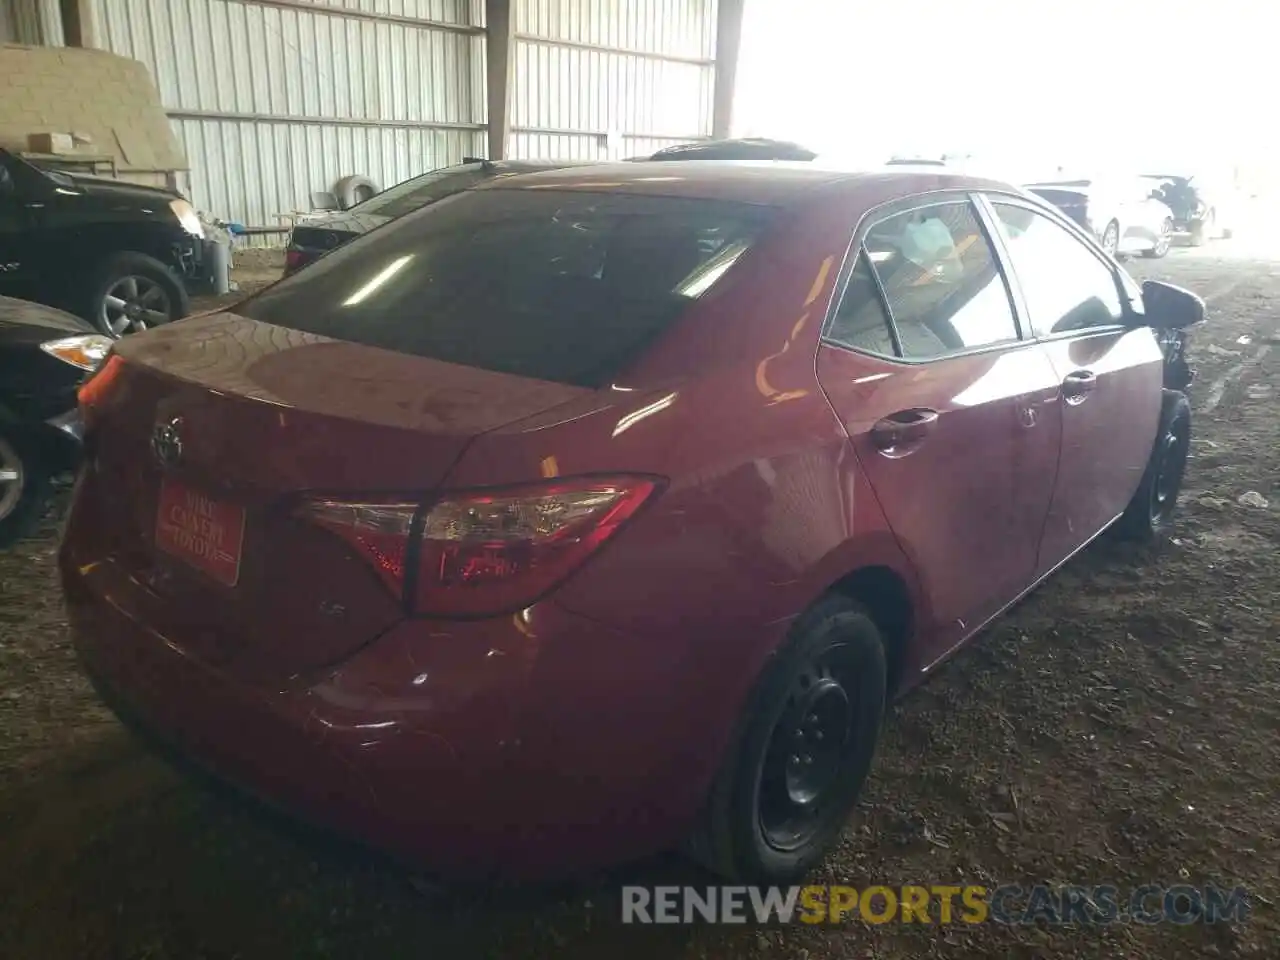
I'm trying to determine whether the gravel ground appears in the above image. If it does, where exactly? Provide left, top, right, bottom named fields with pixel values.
left=0, top=245, right=1276, bottom=959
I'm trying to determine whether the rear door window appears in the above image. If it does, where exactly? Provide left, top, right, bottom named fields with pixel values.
left=238, top=189, right=771, bottom=387
left=826, top=254, right=896, bottom=356
left=858, top=200, right=1020, bottom=359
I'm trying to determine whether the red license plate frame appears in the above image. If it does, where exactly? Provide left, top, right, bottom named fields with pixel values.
left=154, top=477, right=246, bottom=588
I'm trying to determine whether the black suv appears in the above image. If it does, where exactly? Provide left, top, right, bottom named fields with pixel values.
left=0, top=148, right=210, bottom=338
left=1141, top=173, right=1238, bottom=246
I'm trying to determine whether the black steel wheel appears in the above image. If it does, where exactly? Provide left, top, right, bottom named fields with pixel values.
left=1116, top=391, right=1192, bottom=542
left=689, top=595, right=887, bottom=883
left=757, top=649, right=860, bottom=852
left=1149, top=412, right=1191, bottom=527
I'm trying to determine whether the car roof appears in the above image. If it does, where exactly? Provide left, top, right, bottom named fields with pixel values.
left=644, top=138, right=818, bottom=162
left=482, top=160, right=1018, bottom=207
left=485, top=158, right=596, bottom=171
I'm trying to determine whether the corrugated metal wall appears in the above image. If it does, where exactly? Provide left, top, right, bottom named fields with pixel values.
left=511, top=0, right=714, bottom=160
left=84, top=0, right=715, bottom=233
left=90, top=0, right=486, bottom=234
left=6, top=0, right=64, bottom=46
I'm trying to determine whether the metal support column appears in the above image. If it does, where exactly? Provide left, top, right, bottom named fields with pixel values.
left=712, top=0, right=746, bottom=140
left=59, top=0, right=95, bottom=47
left=485, top=0, right=514, bottom=160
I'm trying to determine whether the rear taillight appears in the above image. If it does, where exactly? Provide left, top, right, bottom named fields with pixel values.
left=284, top=248, right=308, bottom=273
left=300, top=476, right=660, bottom=618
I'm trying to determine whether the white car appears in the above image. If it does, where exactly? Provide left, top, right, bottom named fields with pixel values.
left=1025, top=177, right=1176, bottom=259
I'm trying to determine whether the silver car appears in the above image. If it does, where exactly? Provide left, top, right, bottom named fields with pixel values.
left=1025, top=177, right=1176, bottom=259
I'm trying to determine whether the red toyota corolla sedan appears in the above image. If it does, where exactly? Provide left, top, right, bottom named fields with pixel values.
left=62, top=162, right=1204, bottom=883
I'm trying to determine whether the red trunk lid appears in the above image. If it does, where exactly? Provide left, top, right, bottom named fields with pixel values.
left=79, top=313, right=591, bottom=681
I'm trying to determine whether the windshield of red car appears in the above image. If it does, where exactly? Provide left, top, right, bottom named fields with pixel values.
left=236, top=188, right=773, bottom=387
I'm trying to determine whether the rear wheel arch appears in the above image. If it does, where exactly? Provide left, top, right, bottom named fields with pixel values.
left=826, top=564, right=914, bottom=694
left=793, top=532, right=928, bottom=697
left=689, top=590, right=889, bottom=881
left=687, top=558, right=920, bottom=879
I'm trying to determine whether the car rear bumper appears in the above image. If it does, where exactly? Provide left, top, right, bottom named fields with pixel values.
left=59, top=522, right=729, bottom=878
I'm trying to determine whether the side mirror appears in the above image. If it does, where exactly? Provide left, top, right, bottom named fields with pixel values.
left=1141, top=279, right=1205, bottom=329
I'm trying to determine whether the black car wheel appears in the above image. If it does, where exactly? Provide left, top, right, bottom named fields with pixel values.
left=1100, top=220, right=1120, bottom=257
left=1143, top=218, right=1174, bottom=259
left=87, top=252, right=189, bottom=339
left=689, top=595, right=887, bottom=883
left=0, top=428, right=50, bottom=548
left=1116, top=391, right=1191, bottom=542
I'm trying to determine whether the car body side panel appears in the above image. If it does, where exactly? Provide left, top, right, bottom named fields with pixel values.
left=0, top=161, right=41, bottom=300
left=817, top=341, right=1063, bottom=670
left=1120, top=193, right=1176, bottom=253
left=1115, top=192, right=1151, bottom=253
left=442, top=191, right=927, bottom=779
left=451, top=183, right=931, bottom=628
left=445, top=366, right=921, bottom=802
left=1034, top=328, right=1165, bottom=573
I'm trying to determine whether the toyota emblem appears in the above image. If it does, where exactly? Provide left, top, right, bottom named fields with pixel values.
left=152, top=416, right=185, bottom=466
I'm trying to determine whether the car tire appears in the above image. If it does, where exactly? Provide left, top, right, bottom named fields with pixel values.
left=334, top=174, right=380, bottom=209
left=1115, top=391, right=1191, bottom=543
left=85, top=252, right=190, bottom=339
left=1143, top=218, right=1174, bottom=259
left=0, top=427, right=51, bottom=548
left=1100, top=220, right=1120, bottom=258
left=689, top=595, right=887, bottom=883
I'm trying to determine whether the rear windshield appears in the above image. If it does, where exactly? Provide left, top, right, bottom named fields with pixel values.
left=237, top=188, right=771, bottom=386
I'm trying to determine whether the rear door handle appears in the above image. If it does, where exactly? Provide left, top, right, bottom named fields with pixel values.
left=1061, top=370, right=1097, bottom=405
left=870, top=408, right=938, bottom=457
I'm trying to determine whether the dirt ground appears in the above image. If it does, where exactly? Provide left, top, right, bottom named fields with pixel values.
left=0, top=244, right=1276, bottom=959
